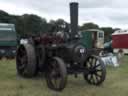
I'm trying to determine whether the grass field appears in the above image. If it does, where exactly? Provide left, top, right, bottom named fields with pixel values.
left=0, top=56, right=128, bottom=96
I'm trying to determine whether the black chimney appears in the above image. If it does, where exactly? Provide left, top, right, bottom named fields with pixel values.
left=70, top=2, right=78, bottom=39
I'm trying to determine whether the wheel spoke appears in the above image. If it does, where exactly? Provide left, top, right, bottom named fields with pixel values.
left=86, top=62, right=90, bottom=68
left=90, top=74, right=93, bottom=83
left=92, top=58, right=96, bottom=67
left=17, top=47, right=27, bottom=74
left=19, top=64, right=25, bottom=70
left=51, top=71, right=61, bottom=89
left=94, top=64, right=101, bottom=68
left=21, top=56, right=27, bottom=63
left=54, top=78, right=58, bottom=89
left=89, top=58, right=93, bottom=67
left=94, top=74, right=99, bottom=83
left=90, top=74, right=94, bottom=84
left=87, top=74, right=91, bottom=80
left=56, top=77, right=61, bottom=89
left=93, top=74, right=97, bottom=84
left=96, top=69, right=102, bottom=72
left=95, top=72, right=102, bottom=78
left=95, top=74, right=99, bottom=81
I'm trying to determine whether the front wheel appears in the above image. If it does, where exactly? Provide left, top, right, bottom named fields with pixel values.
left=83, top=55, right=106, bottom=85
left=45, top=57, right=67, bottom=91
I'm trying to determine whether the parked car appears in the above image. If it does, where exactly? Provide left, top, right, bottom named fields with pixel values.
left=0, top=23, right=17, bottom=59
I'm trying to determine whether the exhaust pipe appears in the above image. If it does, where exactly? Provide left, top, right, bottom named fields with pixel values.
left=70, top=2, right=79, bottom=39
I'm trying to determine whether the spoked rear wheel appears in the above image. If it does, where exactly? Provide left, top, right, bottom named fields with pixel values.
left=84, top=55, right=106, bottom=85
left=45, top=57, right=67, bottom=91
left=16, top=44, right=37, bottom=77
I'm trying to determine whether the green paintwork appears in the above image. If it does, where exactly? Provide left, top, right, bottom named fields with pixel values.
left=0, top=23, right=17, bottom=58
left=0, top=41, right=17, bottom=46
left=81, top=31, right=92, bottom=48
left=80, top=29, right=104, bottom=49
left=0, top=23, right=17, bottom=47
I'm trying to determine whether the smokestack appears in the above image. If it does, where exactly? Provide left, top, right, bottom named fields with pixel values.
left=70, top=2, right=78, bottom=39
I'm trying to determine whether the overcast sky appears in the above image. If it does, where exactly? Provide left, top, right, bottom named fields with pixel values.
left=0, top=0, right=128, bottom=29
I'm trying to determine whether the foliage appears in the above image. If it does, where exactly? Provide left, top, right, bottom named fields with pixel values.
left=20, top=14, right=47, bottom=36
left=0, top=10, right=10, bottom=23
left=48, top=19, right=70, bottom=33
left=80, top=22, right=99, bottom=30
left=0, top=10, right=121, bottom=41
left=101, top=27, right=114, bottom=42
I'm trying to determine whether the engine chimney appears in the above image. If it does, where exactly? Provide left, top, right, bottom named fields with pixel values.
left=70, top=2, right=78, bottom=39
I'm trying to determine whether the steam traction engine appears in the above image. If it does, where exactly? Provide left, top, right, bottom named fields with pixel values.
left=16, top=2, right=106, bottom=91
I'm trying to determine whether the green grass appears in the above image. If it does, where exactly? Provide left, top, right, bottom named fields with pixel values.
left=0, top=57, right=128, bottom=96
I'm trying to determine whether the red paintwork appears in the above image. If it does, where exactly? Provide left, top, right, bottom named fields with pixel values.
left=112, top=34, right=128, bottom=48
left=34, top=34, right=64, bottom=45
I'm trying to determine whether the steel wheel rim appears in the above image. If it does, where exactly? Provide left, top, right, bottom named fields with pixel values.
left=85, top=56, right=105, bottom=85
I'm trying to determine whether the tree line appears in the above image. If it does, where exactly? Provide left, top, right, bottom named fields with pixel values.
left=0, top=10, right=121, bottom=42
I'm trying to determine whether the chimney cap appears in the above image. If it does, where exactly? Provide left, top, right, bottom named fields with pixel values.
left=70, top=2, right=78, bottom=4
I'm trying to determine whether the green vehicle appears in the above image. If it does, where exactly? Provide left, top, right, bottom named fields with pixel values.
left=0, top=23, right=17, bottom=59
left=80, top=29, right=104, bottom=55
left=81, top=29, right=104, bottom=49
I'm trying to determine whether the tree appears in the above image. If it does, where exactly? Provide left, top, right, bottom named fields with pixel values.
left=80, top=22, right=99, bottom=30
left=0, top=10, right=11, bottom=23
left=15, top=16, right=25, bottom=37
left=48, top=19, right=69, bottom=33
left=0, top=10, right=122, bottom=42
left=113, top=28, right=121, bottom=32
left=20, top=14, right=47, bottom=36
left=101, top=27, right=114, bottom=42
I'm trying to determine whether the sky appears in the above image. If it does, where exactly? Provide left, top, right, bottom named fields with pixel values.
left=0, top=0, right=128, bottom=29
